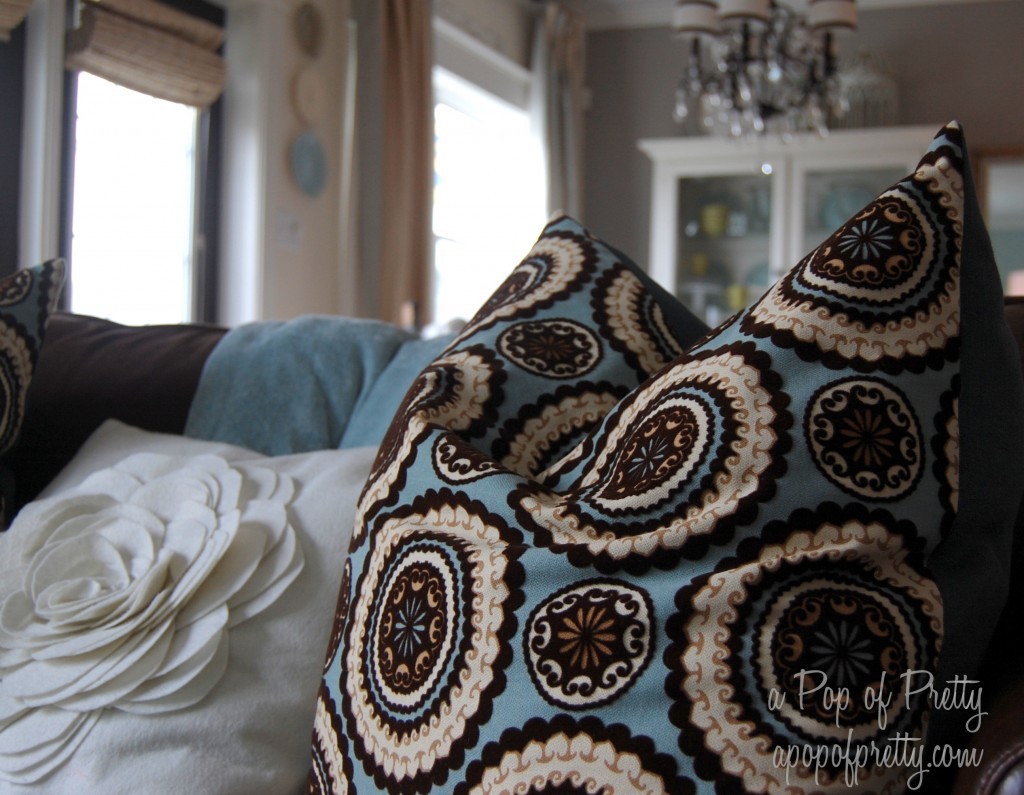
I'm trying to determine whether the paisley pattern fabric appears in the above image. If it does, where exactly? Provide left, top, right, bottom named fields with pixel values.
left=0, top=260, right=66, bottom=525
left=311, top=125, right=1010, bottom=794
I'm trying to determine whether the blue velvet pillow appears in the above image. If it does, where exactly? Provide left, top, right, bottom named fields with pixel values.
left=310, top=124, right=1020, bottom=794
left=0, top=260, right=66, bottom=524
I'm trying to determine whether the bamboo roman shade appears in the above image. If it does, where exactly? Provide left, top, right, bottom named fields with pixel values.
left=0, top=0, right=32, bottom=41
left=65, top=0, right=225, bottom=108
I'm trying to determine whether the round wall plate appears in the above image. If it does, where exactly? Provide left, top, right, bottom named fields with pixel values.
left=293, top=2, right=323, bottom=57
left=290, top=130, right=327, bottom=197
left=292, top=67, right=326, bottom=126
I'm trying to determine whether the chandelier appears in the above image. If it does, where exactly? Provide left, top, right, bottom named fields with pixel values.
left=672, top=0, right=858, bottom=137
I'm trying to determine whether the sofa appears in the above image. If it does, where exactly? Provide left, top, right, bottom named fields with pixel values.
left=1, top=122, right=1021, bottom=794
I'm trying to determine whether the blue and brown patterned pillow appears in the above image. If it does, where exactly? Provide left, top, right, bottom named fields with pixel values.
left=0, top=260, right=66, bottom=525
left=310, top=123, right=1022, bottom=793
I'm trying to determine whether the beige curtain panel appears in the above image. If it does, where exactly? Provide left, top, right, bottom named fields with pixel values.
left=0, top=0, right=33, bottom=42
left=377, top=0, right=433, bottom=327
left=65, top=0, right=225, bottom=108
left=532, top=3, right=586, bottom=219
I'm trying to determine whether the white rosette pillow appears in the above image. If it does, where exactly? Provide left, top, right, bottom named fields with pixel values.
left=0, top=451, right=303, bottom=784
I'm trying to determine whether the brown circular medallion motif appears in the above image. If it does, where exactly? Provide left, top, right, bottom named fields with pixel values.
left=525, top=579, right=654, bottom=709
left=497, top=318, right=602, bottom=379
left=806, top=377, right=923, bottom=502
left=343, top=497, right=522, bottom=791
left=513, top=344, right=787, bottom=569
left=496, top=386, right=624, bottom=478
left=771, top=586, right=904, bottom=728
left=808, top=196, right=927, bottom=297
left=741, top=175, right=959, bottom=369
left=595, top=402, right=705, bottom=505
left=377, top=554, right=453, bottom=700
left=666, top=517, right=942, bottom=794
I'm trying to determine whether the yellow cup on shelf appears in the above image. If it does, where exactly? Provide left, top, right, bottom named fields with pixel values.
left=699, top=203, right=729, bottom=237
left=689, top=252, right=710, bottom=278
left=726, top=283, right=748, bottom=311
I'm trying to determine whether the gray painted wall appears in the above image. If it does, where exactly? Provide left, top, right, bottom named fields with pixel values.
left=582, top=0, right=1024, bottom=268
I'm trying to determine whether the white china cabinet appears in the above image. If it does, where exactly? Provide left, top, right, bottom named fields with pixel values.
left=639, top=125, right=940, bottom=324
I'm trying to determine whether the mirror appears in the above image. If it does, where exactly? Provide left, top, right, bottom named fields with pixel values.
left=978, top=150, right=1024, bottom=295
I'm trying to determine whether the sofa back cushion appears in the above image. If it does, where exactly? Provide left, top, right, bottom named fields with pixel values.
left=9, top=311, right=226, bottom=512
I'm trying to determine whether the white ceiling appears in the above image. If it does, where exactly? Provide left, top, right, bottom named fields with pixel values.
left=563, top=0, right=1007, bottom=30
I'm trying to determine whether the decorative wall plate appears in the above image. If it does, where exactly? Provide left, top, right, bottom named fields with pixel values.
left=290, top=130, right=327, bottom=197
left=293, top=2, right=323, bottom=58
left=292, top=67, right=326, bottom=125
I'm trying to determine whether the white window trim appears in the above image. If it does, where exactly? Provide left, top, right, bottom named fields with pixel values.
left=433, top=67, right=526, bottom=133
left=19, top=0, right=65, bottom=270
left=430, top=23, right=546, bottom=327
left=433, top=16, right=531, bottom=113
left=19, top=0, right=285, bottom=326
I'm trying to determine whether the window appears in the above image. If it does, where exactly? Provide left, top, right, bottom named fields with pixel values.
left=67, top=73, right=201, bottom=325
left=59, top=0, right=223, bottom=325
left=431, top=66, right=545, bottom=325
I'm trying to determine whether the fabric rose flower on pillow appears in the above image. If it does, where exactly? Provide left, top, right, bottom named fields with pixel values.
left=0, top=452, right=304, bottom=784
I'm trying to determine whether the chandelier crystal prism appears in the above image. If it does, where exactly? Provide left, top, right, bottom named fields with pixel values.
left=673, top=0, right=857, bottom=137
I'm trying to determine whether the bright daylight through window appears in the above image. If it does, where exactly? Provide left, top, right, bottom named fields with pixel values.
left=69, top=73, right=199, bottom=325
left=432, top=67, right=545, bottom=326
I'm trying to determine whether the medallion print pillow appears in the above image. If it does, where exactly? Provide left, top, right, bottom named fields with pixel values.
left=310, top=124, right=1022, bottom=794
left=0, top=260, right=66, bottom=526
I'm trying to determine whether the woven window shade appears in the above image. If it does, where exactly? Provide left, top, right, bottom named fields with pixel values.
left=0, top=0, right=33, bottom=41
left=65, top=0, right=225, bottom=108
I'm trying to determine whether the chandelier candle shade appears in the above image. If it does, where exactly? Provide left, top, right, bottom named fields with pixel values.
left=673, top=0, right=857, bottom=137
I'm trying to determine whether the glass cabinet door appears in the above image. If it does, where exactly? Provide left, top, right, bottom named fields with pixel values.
left=797, top=167, right=910, bottom=259
left=675, top=171, right=776, bottom=326
left=641, top=126, right=936, bottom=329
left=978, top=152, right=1024, bottom=293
